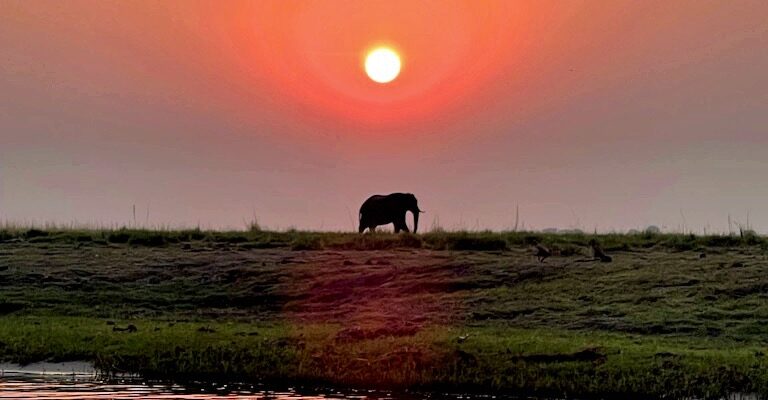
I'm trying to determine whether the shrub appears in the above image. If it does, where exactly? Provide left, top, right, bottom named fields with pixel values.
left=665, top=234, right=698, bottom=252
left=0, top=230, right=14, bottom=241
left=128, top=232, right=166, bottom=247
left=25, top=229, right=48, bottom=238
left=448, top=236, right=507, bottom=251
left=107, top=232, right=131, bottom=243
left=645, top=225, right=661, bottom=234
left=397, top=233, right=423, bottom=248
left=291, top=236, right=324, bottom=251
left=216, top=234, right=249, bottom=244
left=177, top=229, right=206, bottom=241
left=246, top=218, right=262, bottom=233
left=74, top=234, right=93, bottom=242
left=329, top=233, right=423, bottom=250
left=741, top=230, right=764, bottom=246
left=703, top=235, right=741, bottom=247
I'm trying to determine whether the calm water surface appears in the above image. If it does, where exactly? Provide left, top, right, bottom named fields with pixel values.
left=1, top=372, right=759, bottom=400
left=0, top=377, right=402, bottom=400
left=0, top=363, right=467, bottom=400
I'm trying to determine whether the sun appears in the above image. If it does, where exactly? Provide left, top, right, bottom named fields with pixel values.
left=364, top=47, right=401, bottom=84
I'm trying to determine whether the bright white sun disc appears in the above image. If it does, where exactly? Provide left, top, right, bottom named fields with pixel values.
left=365, top=48, right=401, bottom=84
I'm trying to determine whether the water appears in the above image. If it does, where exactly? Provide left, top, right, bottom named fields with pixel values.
left=0, top=377, right=396, bottom=399
left=1, top=379, right=300, bottom=399
left=3, top=363, right=758, bottom=400
left=0, top=362, right=404, bottom=399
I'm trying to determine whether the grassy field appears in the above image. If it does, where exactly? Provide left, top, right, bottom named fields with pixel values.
left=1, top=227, right=768, bottom=398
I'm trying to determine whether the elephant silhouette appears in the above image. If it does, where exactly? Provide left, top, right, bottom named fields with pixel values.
left=358, top=193, right=424, bottom=233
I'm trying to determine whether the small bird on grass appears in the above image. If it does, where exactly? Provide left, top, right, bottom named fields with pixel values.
left=534, top=243, right=552, bottom=263
left=589, top=239, right=612, bottom=263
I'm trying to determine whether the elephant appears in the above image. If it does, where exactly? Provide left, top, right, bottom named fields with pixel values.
left=359, top=193, right=424, bottom=233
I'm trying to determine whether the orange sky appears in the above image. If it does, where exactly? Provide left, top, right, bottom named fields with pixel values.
left=239, top=1, right=522, bottom=126
left=2, top=1, right=768, bottom=232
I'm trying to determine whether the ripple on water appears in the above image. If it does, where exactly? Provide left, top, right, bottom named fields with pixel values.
left=0, top=369, right=383, bottom=400
left=0, top=378, right=322, bottom=399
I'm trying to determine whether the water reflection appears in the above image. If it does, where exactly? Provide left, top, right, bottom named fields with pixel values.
left=1, top=368, right=761, bottom=400
left=0, top=376, right=389, bottom=400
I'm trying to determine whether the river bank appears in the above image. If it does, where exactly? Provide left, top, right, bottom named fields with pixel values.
left=1, top=229, right=767, bottom=398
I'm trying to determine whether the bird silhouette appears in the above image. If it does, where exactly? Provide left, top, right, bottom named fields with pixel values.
left=534, top=243, right=552, bottom=263
left=589, top=239, right=612, bottom=263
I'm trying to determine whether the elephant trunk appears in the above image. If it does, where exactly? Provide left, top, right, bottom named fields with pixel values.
left=413, top=209, right=419, bottom=233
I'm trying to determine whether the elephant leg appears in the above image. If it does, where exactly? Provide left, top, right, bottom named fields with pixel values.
left=395, top=218, right=409, bottom=233
left=369, top=226, right=376, bottom=233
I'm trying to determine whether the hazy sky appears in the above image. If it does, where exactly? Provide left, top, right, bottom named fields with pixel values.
left=2, top=1, right=767, bottom=232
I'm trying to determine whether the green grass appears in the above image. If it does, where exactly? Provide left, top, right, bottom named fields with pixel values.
left=1, top=228, right=768, bottom=397
left=1, top=226, right=766, bottom=251
left=2, top=317, right=768, bottom=398
left=0, top=316, right=296, bottom=381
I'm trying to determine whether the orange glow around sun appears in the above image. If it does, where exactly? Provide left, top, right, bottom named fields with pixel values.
left=218, top=1, right=526, bottom=129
